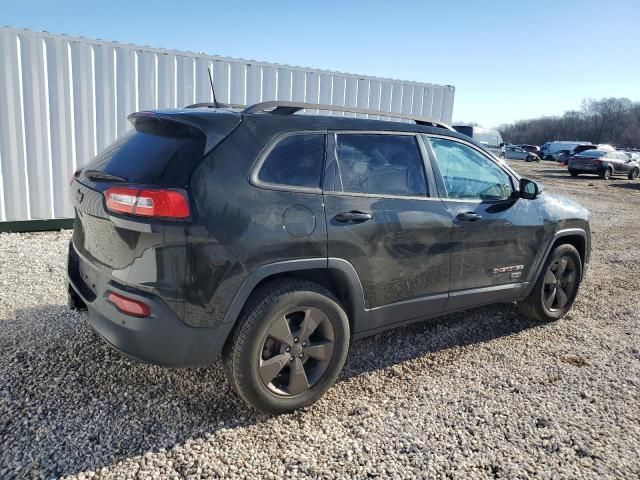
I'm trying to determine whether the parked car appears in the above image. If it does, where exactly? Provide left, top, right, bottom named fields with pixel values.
left=517, top=144, right=541, bottom=155
left=505, top=145, right=540, bottom=162
left=568, top=150, right=640, bottom=179
left=541, top=141, right=592, bottom=160
left=556, top=149, right=573, bottom=164
left=67, top=101, right=591, bottom=414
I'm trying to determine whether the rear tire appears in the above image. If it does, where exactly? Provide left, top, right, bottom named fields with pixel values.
left=518, top=244, right=582, bottom=322
left=629, top=167, right=639, bottom=180
left=569, top=170, right=579, bottom=177
left=600, top=167, right=613, bottom=180
left=223, top=280, right=350, bottom=414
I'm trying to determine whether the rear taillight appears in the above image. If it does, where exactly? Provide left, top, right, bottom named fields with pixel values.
left=592, top=159, right=602, bottom=165
left=104, top=186, right=190, bottom=219
left=107, top=291, right=150, bottom=317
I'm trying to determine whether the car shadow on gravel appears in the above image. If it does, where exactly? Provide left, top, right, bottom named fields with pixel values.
left=1, top=302, right=545, bottom=477
left=609, top=182, right=640, bottom=191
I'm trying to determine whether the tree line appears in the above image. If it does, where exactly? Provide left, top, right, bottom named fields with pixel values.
left=498, top=98, right=640, bottom=148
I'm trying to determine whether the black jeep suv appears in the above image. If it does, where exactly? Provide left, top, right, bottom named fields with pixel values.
left=67, top=101, right=591, bottom=413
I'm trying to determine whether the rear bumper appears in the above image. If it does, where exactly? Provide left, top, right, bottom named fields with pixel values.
left=67, top=242, right=232, bottom=367
left=568, top=163, right=605, bottom=174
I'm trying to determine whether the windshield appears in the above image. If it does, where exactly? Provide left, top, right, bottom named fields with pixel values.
left=576, top=150, right=606, bottom=157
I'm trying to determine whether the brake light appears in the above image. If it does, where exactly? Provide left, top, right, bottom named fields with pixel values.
left=107, top=291, right=151, bottom=317
left=592, top=159, right=602, bottom=165
left=104, top=187, right=190, bottom=219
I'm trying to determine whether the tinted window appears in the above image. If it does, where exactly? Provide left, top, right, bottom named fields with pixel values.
left=86, top=118, right=205, bottom=186
left=576, top=150, right=606, bottom=157
left=428, top=137, right=513, bottom=201
left=329, top=134, right=428, bottom=197
left=258, top=134, right=325, bottom=188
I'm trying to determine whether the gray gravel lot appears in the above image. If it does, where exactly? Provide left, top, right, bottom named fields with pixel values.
left=1, top=161, right=639, bottom=479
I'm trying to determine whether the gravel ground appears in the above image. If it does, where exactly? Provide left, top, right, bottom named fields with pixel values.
left=1, top=161, right=639, bottom=479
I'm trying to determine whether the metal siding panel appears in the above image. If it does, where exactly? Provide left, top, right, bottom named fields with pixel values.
left=0, top=32, right=29, bottom=220
left=115, top=47, right=136, bottom=135
left=379, top=82, right=393, bottom=115
left=421, top=86, right=434, bottom=118
left=344, top=77, right=358, bottom=118
left=261, top=66, right=276, bottom=101
left=291, top=70, right=305, bottom=102
left=442, top=87, right=455, bottom=124
left=432, top=88, right=444, bottom=122
left=71, top=42, right=97, bottom=168
left=45, top=37, right=75, bottom=218
left=276, top=68, right=292, bottom=101
left=331, top=75, right=346, bottom=116
left=246, top=64, right=261, bottom=105
left=137, top=50, right=158, bottom=110
left=176, top=56, right=196, bottom=108
left=157, top=54, right=177, bottom=108
left=195, top=57, right=213, bottom=103
left=93, top=44, right=117, bottom=153
left=212, top=60, right=230, bottom=103
left=390, top=83, right=403, bottom=119
left=318, top=73, right=332, bottom=105
left=229, top=62, right=246, bottom=105
left=20, top=33, right=54, bottom=219
left=356, top=78, right=370, bottom=118
left=401, top=84, right=413, bottom=115
left=368, top=80, right=382, bottom=119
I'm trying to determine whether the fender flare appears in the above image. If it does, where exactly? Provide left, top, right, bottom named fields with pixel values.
left=522, top=227, right=590, bottom=298
left=220, top=257, right=367, bottom=328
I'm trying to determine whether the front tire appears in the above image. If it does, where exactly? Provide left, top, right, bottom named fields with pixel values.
left=569, top=169, right=579, bottom=177
left=629, top=167, right=639, bottom=180
left=518, top=244, right=582, bottom=322
left=223, top=280, right=350, bottom=414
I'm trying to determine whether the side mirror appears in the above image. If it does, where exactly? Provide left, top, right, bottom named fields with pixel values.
left=519, top=178, right=541, bottom=199
left=499, top=142, right=506, bottom=148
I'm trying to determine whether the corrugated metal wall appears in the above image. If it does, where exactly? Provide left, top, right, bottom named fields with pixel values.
left=0, top=27, right=455, bottom=222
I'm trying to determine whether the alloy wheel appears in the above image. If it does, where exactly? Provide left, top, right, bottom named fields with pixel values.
left=259, top=306, right=335, bottom=396
left=542, top=255, right=578, bottom=312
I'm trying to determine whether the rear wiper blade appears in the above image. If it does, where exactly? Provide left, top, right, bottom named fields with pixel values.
left=83, top=170, right=127, bottom=182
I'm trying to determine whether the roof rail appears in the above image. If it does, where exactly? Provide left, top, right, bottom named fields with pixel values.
left=242, top=101, right=454, bottom=130
left=185, top=102, right=246, bottom=109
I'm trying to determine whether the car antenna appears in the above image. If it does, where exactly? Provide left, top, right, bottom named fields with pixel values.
left=207, top=67, right=219, bottom=108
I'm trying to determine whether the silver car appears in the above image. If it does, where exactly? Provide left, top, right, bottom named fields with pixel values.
left=505, top=145, right=540, bottom=162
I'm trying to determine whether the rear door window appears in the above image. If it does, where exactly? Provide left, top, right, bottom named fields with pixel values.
left=257, top=133, right=325, bottom=189
left=326, top=134, right=428, bottom=197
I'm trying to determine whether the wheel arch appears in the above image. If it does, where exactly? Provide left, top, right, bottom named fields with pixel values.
left=524, top=228, right=590, bottom=299
left=221, top=258, right=366, bottom=334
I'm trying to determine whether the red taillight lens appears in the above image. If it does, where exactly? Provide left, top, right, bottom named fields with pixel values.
left=107, top=292, right=151, bottom=317
left=592, top=159, right=602, bottom=165
left=104, top=187, right=190, bottom=219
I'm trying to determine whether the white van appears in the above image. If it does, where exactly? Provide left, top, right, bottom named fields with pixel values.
left=540, top=141, right=591, bottom=160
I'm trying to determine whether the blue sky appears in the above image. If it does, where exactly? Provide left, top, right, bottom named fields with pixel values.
left=4, top=0, right=639, bottom=127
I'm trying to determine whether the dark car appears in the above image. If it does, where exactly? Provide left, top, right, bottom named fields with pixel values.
left=517, top=144, right=541, bottom=155
left=67, top=101, right=591, bottom=413
left=567, top=150, right=640, bottom=179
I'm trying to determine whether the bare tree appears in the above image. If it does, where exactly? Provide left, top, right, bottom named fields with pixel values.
left=499, top=97, right=639, bottom=148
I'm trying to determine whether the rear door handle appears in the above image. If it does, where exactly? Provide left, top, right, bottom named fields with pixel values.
left=456, top=211, right=483, bottom=222
left=334, top=211, right=373, bottom=223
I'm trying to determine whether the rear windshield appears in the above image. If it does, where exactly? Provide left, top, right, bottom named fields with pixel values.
left=84, top=118, right=206, bottom=186
left=576, top=150, right=606, bottom=157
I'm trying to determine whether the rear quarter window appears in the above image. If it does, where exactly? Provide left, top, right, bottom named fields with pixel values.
left=256, top=134, right=325, bottom=189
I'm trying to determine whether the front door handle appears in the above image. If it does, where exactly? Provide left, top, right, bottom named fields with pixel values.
left=334, top=211, right=373, bottom=223
left=456, top=211, right=483, bottom=222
